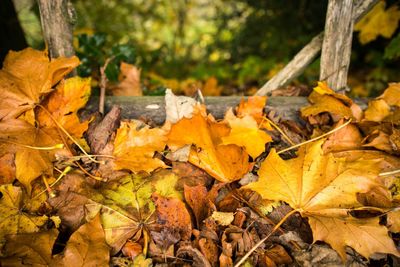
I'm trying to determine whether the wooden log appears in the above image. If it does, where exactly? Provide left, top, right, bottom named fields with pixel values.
left=37, top=0, right=75, bottom=58
left=255, top=0, right=378, bottom=96
left=83, top=96, right=308, bottom=125
left=320, top=0, right=354, bottom=92
left=83, top=96, right=367, bottom=125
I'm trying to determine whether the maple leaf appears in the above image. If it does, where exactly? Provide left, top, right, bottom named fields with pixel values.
left=244, top=140, right=400, bottom=260
left=355, top=1, right=400, bottom=44
left=54, top=214, right=110, bottom=266
left=113, top=120, right=167, bottom=173
left=0, top=185, right=50, bottom=243
left=0, top=119, right=62, bottom=192
left=222, top=109, right=272, bottom=158
left=0, top=229, right=59, bottom=266
left=167, top=106, right=250, bottom=182
left=0, top=48, right=79, bottom=121
left=301, top=82, right=360, bottom=121
left=379, top=82, right=400, bottom=107
left=37, top=76, right=92, bottom=139
left=236, top=96, right=267, bottom=123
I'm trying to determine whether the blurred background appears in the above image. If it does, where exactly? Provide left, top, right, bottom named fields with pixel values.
left=2, top=0, right=400, bottom=96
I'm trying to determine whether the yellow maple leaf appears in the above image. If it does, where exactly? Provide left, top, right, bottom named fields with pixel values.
left=355, top=1, right=400, bottom=44
left=0, top=48, right=79, bottom=122
left=37, top=77, right=92, bottom=139
left=0, top=119, right=62, bottom=192
left=301, top=82, right=357, bottom=120
left=113, top=121, right=167, bottom=173
left=222, top=109, right=272, bottom=158
left=244, top=140, right=399, bottom=260
left=0, top=185, right=49, bottom=243
left=167, top=106, right=250, bottom=182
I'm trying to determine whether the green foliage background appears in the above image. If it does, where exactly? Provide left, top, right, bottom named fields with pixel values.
left=13, top=0, right=400, bottom=96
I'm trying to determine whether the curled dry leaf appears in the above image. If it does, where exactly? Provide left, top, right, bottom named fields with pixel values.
left=0, top=48, right=79, bottom=122
left=322, top=120, right=362, bottom=153
left=380, top=83, right=400, bottom=107
left=301, top=82, right=359, bottom=121
left=244, top=140, right=399, bottom=260
left=113, top=120, right=167, bottom=173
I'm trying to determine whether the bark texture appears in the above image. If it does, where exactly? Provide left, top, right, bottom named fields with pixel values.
left=320, top=0, right=354, bottom=91
left=37, top=0, right=75, bottom=58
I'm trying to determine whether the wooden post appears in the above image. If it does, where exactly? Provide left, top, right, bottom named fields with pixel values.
left=255, top=0, right=378, bottom=96
left=37, top=0, right=75, bottom=58
left=320, top=0, right=354, bottom=92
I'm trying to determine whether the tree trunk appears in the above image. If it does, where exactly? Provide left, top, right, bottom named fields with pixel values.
left=320, top=0, right=354, bottom=92
left=37, top=0, right=75, bottom=58
left=0, top=0, right=28, bottom=66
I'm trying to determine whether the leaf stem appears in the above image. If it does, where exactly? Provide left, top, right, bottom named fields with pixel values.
left=37, top=104, right=101, bottom=163
left=262, top=116, right=296, bottom=146
left=233, top=209, right=298, bottom=267
left=277, top=119, right=352, bottom=155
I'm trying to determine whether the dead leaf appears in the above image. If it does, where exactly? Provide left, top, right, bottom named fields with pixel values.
left=236, top=96, right=267, bottom=123
left=301, top=82, right=356, bottom=120
left=109, top=62, right=142, bottom=96
left=165, top=88, right=197, bottom=123
left=0, top=185, right=50, bottom=243
left=37, top=76, right=92, bottom=139
left=222, top=109, right=272, bottom=158
left=167, top=106, right=250, bottom=182
left=364, top=99, right=390, bottom=122
left=322, top=120, right=362, bottom=153
left=113, top=120, right=167, bottom=173
left=184, top=184, right=209, bottom=228
left=152, top=193, right=192, bottom=240
left=363, top=130, right=392, bottom=153
left=122, top=241, right=143, bottom=260
left=387, top=210, right=400, bottom=233
left=211, top=211, right=234, bottom=226
left=55, top=213, right=110, bottom=266
left=0, top=229, right=58, bottom=266
left=244, top=140, right=399, bottom=260
left=380, top=83, right=400, bottom=107
left=0, top=48, right=79, bottom=121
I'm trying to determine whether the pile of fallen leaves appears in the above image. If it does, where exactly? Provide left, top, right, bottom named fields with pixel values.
left=0, top=48, right=400, bottom=267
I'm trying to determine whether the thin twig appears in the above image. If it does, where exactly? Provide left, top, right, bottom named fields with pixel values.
left=277, top=119, right=352, bottom=154
left=99, top=57, right=114, bottom=114
left=262, top=116, right=296, bottom=146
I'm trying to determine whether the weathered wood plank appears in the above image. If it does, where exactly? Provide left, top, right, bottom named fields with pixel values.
left=37, top=0, right=75, bottom=58
left=320, top=0, right=354, bottom=91
left=255, top=0, right=378, bottom=96
left=84, top=96, right=308, bottom=125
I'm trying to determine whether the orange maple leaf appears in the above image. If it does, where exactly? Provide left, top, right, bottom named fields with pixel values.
left=113, top=121, right=167, bottom=173
left=37, top=77, right=92, bottom=139
left=167, top=106, right=250, bottom=182
left=0, top=48, right=79, bottom=122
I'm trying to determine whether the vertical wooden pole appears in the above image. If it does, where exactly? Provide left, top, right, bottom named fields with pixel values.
left=37, top=0, right=75, bottom=58
left=320, top=0, right=354, bottom=92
